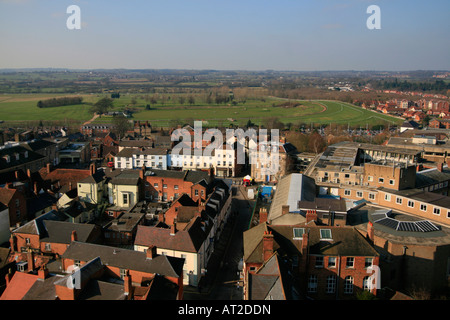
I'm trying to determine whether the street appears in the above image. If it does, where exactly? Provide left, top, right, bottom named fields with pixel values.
left=183, top=185, right=255, bottom=300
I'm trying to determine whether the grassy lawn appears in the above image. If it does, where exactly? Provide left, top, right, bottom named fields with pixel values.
left=0, top=93, right=403, bottom=128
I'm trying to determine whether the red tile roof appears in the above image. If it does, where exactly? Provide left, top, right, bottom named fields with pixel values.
left=0, top=272, right=38, bottom=300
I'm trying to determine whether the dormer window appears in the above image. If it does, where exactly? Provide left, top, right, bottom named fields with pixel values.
left=320, top=229, right=332, bottom=240
left=293, top=228, right=305, bottom=239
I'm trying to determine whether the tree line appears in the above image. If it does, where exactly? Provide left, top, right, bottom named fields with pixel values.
left=37, top=96, right=83, bottom=108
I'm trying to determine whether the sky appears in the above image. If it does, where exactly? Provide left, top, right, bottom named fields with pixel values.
left=0, top=0, right=449, bottom=71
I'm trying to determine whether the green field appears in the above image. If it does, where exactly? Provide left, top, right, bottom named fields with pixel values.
left=0, top=93, right=403, bottom=128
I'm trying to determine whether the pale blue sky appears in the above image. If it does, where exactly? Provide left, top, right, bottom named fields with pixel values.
left=0, top=0, right=449, bottom=70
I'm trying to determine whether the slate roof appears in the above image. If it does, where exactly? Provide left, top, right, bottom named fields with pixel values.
left=0, top=145, right=44, bottom=171
left=21, top=139, right=56, bottom=152
left=415, top=168, right=450, bottom=188
left=62, top=241, right=184, bottom=279
left=110, top=170, right=141, bottom=185
left=0, top=187, right=18, bottom=205
left=39, top=220, right=99, bottom=244
left=297, top=197, right=347, bottom=213
left=13, top=210, right=67, bottom=236
left=248, top=253, right=292, bottom=300
left=144, top=169, right=213, bottom=185
left=243, top=223, right=378, bottom=265
left=134, top=216, right=206, bottom=253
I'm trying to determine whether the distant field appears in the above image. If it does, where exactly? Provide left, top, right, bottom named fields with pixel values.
left=0, top=93, right=402, bottom=128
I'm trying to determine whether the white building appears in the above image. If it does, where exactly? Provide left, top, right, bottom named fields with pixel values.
left=114, top=148, right=168, bottom=170
left=169, top=143, right=237, bottom=177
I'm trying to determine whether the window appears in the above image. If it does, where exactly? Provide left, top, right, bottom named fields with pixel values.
left=433, top=208, right=440, bottom=215
left=293, top=228, right=305, bottom=239
left=25, top=238, right=30, bottom=245
left=344, top=276, right=354, bottom=294
left=174, top=185, right=179, bottom=190
left=120, top=269, right=127, bottom=280
left=123, top=193, right=128, bottom=205
left=328, top=257, right=336, bottom=268
left=15, top=199, right=20, bottom=207
left=363, top=276, right=372, bottom=291
left=307, top=275, right=318, bottom=293
left=344, top=174, right=350, bottom=179
left=408, top=200, right=414, bottom=208
left=368, top=176, right=373, bottom=182
left=315, top=256, right=324, bottom=268
left=154, top=183, right=158, bottom=188
left=45, top=243, right=51, bottom=251
left=346, top=257, right=354, bottom=268
left=320, top=229, right=332, bottom=240
left=344, top=190, right=351, bottom=196
left=420, top=204, right=427, bottom=212
left=326, top=275, right=336, bottom=294
left=356, top=191, right=363, bottom=198
left=163, top=184, right=167, bottom=189
left=389, top=179, right=395, bottom=185
left=378, top=178, right=384, bottom=183
left=396, top=197, right=403, bottom=205
left=369, top=193, right=375, bottom=200
left=195, top=190, right=199, bottom=196
left=365, top=258, right=373, bottom=268
left=384, top=194, right=391, bottom=201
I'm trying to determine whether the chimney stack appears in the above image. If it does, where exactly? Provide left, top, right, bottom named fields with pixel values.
left=27, top=249, right=35, bottom=273
left=47, top=163, right=52, bottom=174
left=437, top=162, right=444, bottom=172
left=140, top=165, right=146, bottom=180
left=9, top=234, right=17, bottom=252
left=367, top=221, right=374, bottom=244
left=146, top=245, right=157, bottom=260
left=71, top=230, right=78, bottom=242
left=259, top=207, right=268, bottom=224
left=5, top=268, right=13, bottom=287
left=38, top=264, right=49, bottom=280
left=281, top=205, right=289, bottom=216
left=262, top=231, right=274, bottom=262
left=123, top=270, right=133, bottom=298
left=90, top=163, right=96, bottom=175
left=306, top=210, right=318, bottom=224
left=301, top=229, right=309, bottom=255
left=170, top=221, right=177, bottom=236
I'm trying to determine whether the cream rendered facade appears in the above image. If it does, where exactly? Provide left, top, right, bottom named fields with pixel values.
left=78, top=180, right=105, bottom=204
left=107, top=182, right=140, bottom=208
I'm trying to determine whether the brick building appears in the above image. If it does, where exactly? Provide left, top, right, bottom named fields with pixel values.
left=243, top=221, right=379, bottom=300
